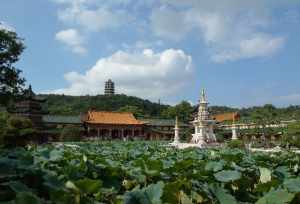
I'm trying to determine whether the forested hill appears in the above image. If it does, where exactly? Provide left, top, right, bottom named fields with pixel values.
left=39, top=94, right=169, bottom=117
left=39, top=94, right=300, bottom=122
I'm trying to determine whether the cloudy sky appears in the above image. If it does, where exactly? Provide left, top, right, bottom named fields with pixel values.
left=1, top=0, right=300, bottom=107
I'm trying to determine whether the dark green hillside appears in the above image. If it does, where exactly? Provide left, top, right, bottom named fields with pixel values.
left=39, top=94, right=169, bottom=117
left=39, top=94, right=300, bottom=122
left=208, top=105, right=300, bottom=122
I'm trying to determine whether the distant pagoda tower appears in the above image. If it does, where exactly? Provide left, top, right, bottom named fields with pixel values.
left=191, top=89, right=216, bottom=145
left=104, top=79, right=115, bottom=95
left=11, top=85, right=47, bottom=128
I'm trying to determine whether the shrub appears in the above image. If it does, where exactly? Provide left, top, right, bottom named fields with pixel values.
left=227, top=139, right=244, bottom=149
left=181, top=128, right=193, bottom=142
left=60, top=125, right=81, bottom=142
left=1, top=115, right=37, bottom=147
left=8, top=116, right=33, bottom=129
left=0, top=112, right=9, bottom=144
left=215, top=132, right=225, bottom=143
left=281, top=134, right=300, bottom=149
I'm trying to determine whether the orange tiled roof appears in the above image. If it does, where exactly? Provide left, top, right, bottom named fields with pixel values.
left=84, top=111, right=144, bottom=125
left=212, top=112, right=240, bottom=123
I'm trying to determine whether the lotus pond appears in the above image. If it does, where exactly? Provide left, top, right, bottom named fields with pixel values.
left=1, top=141, right=300, bottom=204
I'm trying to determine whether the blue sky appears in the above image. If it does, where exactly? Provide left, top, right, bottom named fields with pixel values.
left=1, top=0, right=300, bottom=107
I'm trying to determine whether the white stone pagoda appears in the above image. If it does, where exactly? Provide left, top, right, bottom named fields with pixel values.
left=191, top=89, right=216, bottom=145
left=172, top=116, right=180, bottom=144
left=231, top=117, right=238, bottom=140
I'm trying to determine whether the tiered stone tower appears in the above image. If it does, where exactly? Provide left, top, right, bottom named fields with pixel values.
left=191, top=89, right=216, bottom=145
left=104, top=79, right=115, bottom=95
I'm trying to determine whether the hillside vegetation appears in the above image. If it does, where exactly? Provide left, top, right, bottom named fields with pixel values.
left=40, top=94, right=169, bottom=118
left=40, top=94, right=300, bottom=122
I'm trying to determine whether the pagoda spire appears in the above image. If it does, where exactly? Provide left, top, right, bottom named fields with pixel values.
left=173, top=116, right=180, bottom=143
left=200, top=89, right=207, bottom=103
left=175, top=116, right=178, bottom=128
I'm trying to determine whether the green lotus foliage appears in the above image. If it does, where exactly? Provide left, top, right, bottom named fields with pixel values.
left=0, top=141, right=300, bottom=203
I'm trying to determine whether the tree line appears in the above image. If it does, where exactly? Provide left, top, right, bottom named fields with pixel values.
left=40, top=94, right=300, bottom=124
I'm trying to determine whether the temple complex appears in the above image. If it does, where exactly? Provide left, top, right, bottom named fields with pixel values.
left=82, top=111, right=145, bottom=140
left=191, top=89, right=216, bottom=145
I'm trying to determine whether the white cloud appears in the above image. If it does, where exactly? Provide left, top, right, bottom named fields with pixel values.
left=50, top=0, right=289, bottom=60
left=51, top=0, right=133, bottom=54
left=52, top=0, right=130, bottom=32
left=121, top=40, right=164, bottom=51
left=55, top=29, right=87, bottom=55
left=212, top=35, right=285, bottom=63
left=58, top=7, right=129, bottom=32
left=49, top=49, right=193, bottom=100
left=150, top=0, right=286, bottom=62
left=150, top=6, right=193, bottom=41
left=0, top=21, right=15, bottom=32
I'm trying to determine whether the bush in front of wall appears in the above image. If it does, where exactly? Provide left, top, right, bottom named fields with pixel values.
left=226, top=139, right=245, bottom=149
left=60, top=125, right=81, bottom=142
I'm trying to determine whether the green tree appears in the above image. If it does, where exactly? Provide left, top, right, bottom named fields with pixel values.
left=0, top=111, right=9, bottom=143
left=250, top=104, right=278, bottom=146
left=1, top=115, right=37, bottom=147
left=118, top=105, right=144, bottom=118
left=161, top=101, right=193, bottom=122
left=282, top=122, right=300, bottom=148
left=42, top=94, right=169, bottom=117
left=0, top=28, right=25, bottom=107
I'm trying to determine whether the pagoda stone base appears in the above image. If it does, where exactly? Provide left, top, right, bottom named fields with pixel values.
left=191, top=133, right=206, bottom=145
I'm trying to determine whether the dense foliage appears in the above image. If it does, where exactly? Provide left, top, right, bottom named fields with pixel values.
left=238, top=104, right=300, bottom=122
left=60, top=125, right=81, bottom=142
left=0, top=112, right=37, bottom=147
left=161, top=101, right=194, bottom=122
left=282, top=122, right=300, bottom=148
left=40, top=94, right=300, bottom=123
left=40, top=94, right=169, bottom=118
left=1, top=142, right=300, bottom=203
left=0, top=28, right=25, bottom=107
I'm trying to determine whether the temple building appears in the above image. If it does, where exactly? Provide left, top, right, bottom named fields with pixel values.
left=82, top=111, right=144, bottom=139
left=142, top=118, right=189, bottom=140
left=191, top=89, right=216, bottom=145
left=212, top=112, right=240, bottom=123
left=10, top=85, right=47, bottom=128
left=104, top=79, right=115, bottom=95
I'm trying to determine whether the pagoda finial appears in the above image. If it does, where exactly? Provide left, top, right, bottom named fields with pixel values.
left=175, top=116, right=178, bottom=128
left=200, top=89, right=207, bottom=103
left=24, top=84, right=35, bottom=99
